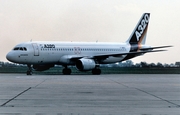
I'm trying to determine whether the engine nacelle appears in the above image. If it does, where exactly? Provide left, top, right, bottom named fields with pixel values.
left=33, top=64, right=54, bottom=71
left=76, top=58, right=96, bottom=71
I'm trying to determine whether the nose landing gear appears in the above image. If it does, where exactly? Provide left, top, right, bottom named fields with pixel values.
left=27, top=64, right=32, bottom=75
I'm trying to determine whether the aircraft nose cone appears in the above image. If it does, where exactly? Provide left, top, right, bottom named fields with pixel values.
left=6, top=52, right=14, bottom=62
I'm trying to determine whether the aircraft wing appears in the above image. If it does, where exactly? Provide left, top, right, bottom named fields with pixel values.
left=68, top=49, right=167, bottom=61
left=92, top=49, right=167, bottom=59
left=68, top=45, right=172, bottom=61
left=94, top=46, right=172, bottom=58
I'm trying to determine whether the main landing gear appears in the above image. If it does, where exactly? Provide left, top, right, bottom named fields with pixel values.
left=27, top=64, right=32, bottom=75
left=92, top=68, right=101, bottom=75
left=62, top=66, right=72, bottom=75
left=62, top=66, right=101, bottom=75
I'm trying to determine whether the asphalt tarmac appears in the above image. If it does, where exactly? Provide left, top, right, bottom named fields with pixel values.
left=0, top=74, right=179, bottom=115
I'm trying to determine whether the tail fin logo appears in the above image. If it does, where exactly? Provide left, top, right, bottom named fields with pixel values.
left=135, top=14, right=149, bottom=41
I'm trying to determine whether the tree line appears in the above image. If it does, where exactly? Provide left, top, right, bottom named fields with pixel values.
left=102, top=60, right=180, bottom=68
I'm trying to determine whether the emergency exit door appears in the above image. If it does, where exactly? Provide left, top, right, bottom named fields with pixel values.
left=32, top=43, right=39, bottom=56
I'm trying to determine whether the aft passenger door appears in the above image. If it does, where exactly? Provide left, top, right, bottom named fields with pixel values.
left=32, top=43, right=39, bottom=56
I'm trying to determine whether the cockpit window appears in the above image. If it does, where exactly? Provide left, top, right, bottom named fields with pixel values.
left=13, top=47, right=19, bottom=50
left=13, top=47, right=27, bottom=51
left=20, top=47, right=23, bottom=51
left=23, top=47, right=27, bottom=51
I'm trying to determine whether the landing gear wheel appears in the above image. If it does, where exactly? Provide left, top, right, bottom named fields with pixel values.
left=92, top=69, right=101, bottom=75
left=62, top=68, right=72, bottom=75
left=26, top=70, right=32, bottom=75
left=27, top=64, right=32, bottom=75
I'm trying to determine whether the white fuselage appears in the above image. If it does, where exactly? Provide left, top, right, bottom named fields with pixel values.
left=6, top=41, right=131, bottom=65
left=6, top=13, right=168, bottom=75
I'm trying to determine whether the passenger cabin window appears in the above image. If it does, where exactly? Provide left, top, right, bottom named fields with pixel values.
left=13, top=47, right=27, bottom=51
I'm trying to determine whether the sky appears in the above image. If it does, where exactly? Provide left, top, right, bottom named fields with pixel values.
left=0, top=0, right=179, bottom=64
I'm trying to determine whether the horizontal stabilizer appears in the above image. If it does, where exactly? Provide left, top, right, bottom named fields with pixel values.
left=140, top=45, right=173, bottom=51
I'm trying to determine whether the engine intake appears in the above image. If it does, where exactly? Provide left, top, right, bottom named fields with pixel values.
left=76, top=58, right=96, bottom=71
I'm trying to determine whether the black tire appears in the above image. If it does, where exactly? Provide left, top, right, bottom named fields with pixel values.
left=26, top=71, right=32, bottom=75
left=92, top=69, right=101, bottom=75
left=62, top=68, right=72, bottom=75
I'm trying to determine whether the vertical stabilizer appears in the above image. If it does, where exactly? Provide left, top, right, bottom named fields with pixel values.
left=122, top=13, right=150, bottom=61
left=126, top=13, right=150, bottom=45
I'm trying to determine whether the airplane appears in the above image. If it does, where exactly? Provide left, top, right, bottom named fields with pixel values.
left=6, top=13, right=172, bottom=75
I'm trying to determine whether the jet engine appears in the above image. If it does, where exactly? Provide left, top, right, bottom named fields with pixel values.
left=33, top=64, right=54, bottom=71
left=76, top=58, right=96, bottom=71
